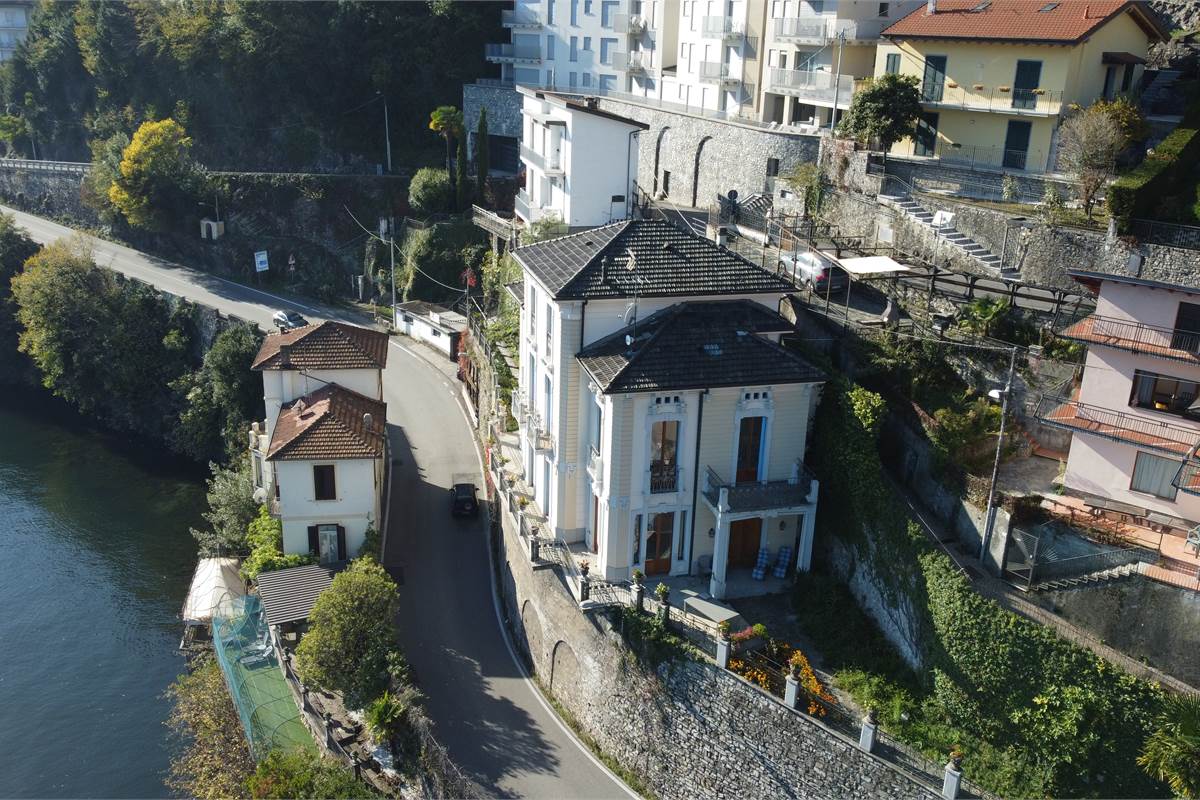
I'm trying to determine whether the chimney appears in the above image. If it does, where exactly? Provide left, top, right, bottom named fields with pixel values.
left=362, top=412, right=374, bottom=431
left=295, top=398, right=307, bottom=416
left=927, top=0, right=937, bottom=12
left=279, top=343, right=292, bottom=367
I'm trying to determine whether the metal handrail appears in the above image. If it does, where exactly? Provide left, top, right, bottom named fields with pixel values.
left=1033, top=544, right=1157, bottom=585
left=1130, top=218, right=1200, bottom=251
left=1060, top=314, right=1200, bottom=361
left=1036, top=395, right=1200, bottom=455
left=649, top=462, right=678, bottom=493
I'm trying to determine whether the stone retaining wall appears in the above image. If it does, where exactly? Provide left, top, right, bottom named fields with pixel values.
left=492, top=486, right=941, bottom=800
left=0, top=166, right=98, bottom=226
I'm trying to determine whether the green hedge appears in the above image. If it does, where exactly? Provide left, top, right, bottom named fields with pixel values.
left=1109, top=104, right=1200, bottom=229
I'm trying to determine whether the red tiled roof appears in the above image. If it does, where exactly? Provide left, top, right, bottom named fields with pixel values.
left=266, top=383, right=387, bottom=461
left=252, top=321, right=389, bottom=371
left=882, top=0, right=1168, bottom=43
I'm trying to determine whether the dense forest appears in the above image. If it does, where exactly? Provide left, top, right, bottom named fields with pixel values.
left=2, top=0, right=503, bottom=171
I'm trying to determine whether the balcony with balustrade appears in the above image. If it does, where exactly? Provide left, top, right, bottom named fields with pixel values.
left=919, top=83, right=1063, bottom=117
left=519, top=143, right=564, bottom=176
left=702, top=15, right=747, bottom=41
left=612, top=50, right=647, bottom=73
left=765, top=67, right=854, bottom=106
left=1035, top=396, right=1200, bottom=458
left=501, top=9, right=542, bottom=28
left=1060, top=315, right=1200, bottom=367
left=701, top=462, right=816, bottom=514
left=514, top=189, right=548, bottom=224
left=485, top=42, right=542, bottom=64
left=613, top=12, right=648, bottom=35
left=699, top=60, right=738, bottom=85
left=649, top=462, right=678, bottom=494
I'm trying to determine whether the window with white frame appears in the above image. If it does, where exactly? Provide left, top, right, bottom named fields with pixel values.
left=544, top=303, right=553, bottom=354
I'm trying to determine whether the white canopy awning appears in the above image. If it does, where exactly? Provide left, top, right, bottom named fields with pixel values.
left=837, top=255, right=912, bottom=277
left=182, top=557, right=247, bottom=625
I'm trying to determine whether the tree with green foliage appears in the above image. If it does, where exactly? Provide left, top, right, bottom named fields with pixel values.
left=1139, top=693, right=1200, bottom=799
left=1057, top=103, right=1124, bottom=219
left=83, top=129, right=132, bottom=224
left=0, top=213, right=42, bottom=385
left=11, top=237, right=197, bottom=433
left=164, top=657, right=255, bottom=799
left=190, top=459, right=259, bottom=556
left=428, top=105, right=463, bottom=175
left=108, top=118, right=200, bottom=230
left=246, top=750, right=376, bottom=799
left=474, top=109, right=489, bottom=200
left=838, top=74, right=923, bottom=161
left=295, top=558, right=400, bottom=709
left=173, top=324, right=265, bottom=462
left=408, top=167, right=453, bottom=216
left=455, top=134, right=469, bottom=211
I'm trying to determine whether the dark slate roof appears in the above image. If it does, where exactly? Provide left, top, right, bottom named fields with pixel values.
left=577, top=300, right=823, bottom=394
left=513, top=219, right=794, bottom=300
left=256, top=562, right=346, bottom=626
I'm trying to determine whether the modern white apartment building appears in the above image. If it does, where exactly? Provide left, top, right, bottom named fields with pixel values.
left=0, top=1, right=32, bottom=62
left=760, top=0, right=922, bottom=128
left=510, top=219, right=825, bottom=598
left=515, top=86, right=648, bottom=228
left=659, top=0, right=766, bottom=116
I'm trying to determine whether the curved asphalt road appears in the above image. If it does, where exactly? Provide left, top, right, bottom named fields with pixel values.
left=1, top=206, right=632, bottom=799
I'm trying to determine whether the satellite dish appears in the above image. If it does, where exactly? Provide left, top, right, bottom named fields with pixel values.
left=728, top=189, right=739, bottom=202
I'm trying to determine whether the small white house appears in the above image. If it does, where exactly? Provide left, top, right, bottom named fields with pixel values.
left=394, top=300, right=468, bottom=360
left=516, top=87, right=647, bottom=229
left=511, top=218, right=825, bottom=598
left=249, top=321, right=390, bottom=562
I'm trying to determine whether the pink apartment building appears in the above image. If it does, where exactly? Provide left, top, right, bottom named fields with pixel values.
left=1039, top=270, right=1200, bottom=526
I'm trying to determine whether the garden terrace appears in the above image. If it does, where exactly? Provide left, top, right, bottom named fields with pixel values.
left=1059, top=314, right=1200, bottom=366
left=702, top=464, right=816, bottom=513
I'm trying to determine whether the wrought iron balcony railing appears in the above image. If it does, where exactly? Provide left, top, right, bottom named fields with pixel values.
left=701, top=462, right=815, bottom=513
left=919, top=84, right=1063, bottom=116
left=1035, top=395, right=1200, bottom=457
left=649, top=462, right=678, bottom=493
left=1060, top=314, right=1200, bottom=365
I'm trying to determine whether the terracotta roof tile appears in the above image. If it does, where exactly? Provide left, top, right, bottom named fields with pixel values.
left=252, top=321, right=389, bottom=371
left=266, top=383, right=387, bottom=461
left=883, top=0, right=1168, bottom=43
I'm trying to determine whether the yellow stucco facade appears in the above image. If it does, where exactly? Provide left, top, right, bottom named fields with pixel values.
left=874, top=9, right=1158, bottom=172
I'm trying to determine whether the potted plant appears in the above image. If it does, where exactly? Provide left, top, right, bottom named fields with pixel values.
left=998, top=85, right=1011, bottom=92
left=1032, top=88, right=1046, bottom=95
left=788, top=650, right=805, bottom=680
left=972, top=83, right=985, bottom=90
left=579, top=559, right=590, bottom=577
left=946, top=81, right=959, bottom=89
left=948, top=746, right=964, bottom=771
left=654, top=582, right=670, bottom=603
left=518, top=496, right=529, bottom=509
left=631, top=568, right=645, bottom=587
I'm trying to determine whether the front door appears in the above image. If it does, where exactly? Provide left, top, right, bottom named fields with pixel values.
left=914, top=112, right=939, bottom=157
left=645, top=512, right=675, bottom=575
left=736, top=416, right=764, bottom=483
left=1003, top=120, right=1032, bottom=170
left=728, top=518, right=761, bottom=569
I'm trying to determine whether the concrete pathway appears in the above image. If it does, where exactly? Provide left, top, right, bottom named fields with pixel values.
left=1, top=205, right=634, bottom=799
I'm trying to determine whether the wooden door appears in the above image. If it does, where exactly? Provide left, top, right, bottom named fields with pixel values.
left=736, top=416, right=764, bottom=484
left=645, top=513, right=674, bottom=575
left=728, top=518, right=762, bottom=569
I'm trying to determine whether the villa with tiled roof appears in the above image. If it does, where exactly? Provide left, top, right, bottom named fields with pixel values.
left=510, top=219, right=825, bottom=599
left=874, top=0, right=1169, bottom=172
left=249, top=321, right=389, bottom=564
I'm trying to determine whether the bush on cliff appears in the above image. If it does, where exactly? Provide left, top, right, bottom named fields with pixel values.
left=164, top=657, right=255, bottom=799
left=241, top=505, right=314, bottom=580
left=407, top=167, right=453, bottom=216
left=172, top=323, right=265, bottom=462
left=0, top=213, right=42, bottom=385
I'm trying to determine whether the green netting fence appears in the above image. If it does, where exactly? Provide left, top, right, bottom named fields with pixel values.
left=212, top=595, right=315, bottom=758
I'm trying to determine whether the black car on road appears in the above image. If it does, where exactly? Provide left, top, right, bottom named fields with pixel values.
left=450, top=476, right=479, bottom=517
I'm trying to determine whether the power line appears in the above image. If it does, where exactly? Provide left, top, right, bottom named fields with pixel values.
left=342, top=205, right=470, bottom=294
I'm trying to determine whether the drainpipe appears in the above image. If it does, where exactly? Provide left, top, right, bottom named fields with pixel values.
left=687, top=388, right=709, bottom=575
left=625, top=129, right=640, bottom=220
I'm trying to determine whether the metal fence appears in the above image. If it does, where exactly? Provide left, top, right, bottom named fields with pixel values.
left=0, top=157, right=91, bottom=174
left=1033, top=543, right=1157, bottom=586
left=1130, top=218, right=1200, bottom=251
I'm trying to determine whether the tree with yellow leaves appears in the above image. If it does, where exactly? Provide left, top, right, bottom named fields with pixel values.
left=108, top=118, right=199, bottom=230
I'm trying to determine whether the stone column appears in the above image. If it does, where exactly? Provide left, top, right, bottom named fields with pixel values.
left=716, top=638, right=731, bottom=669
left=942, top=761, right=962, bottom=800
left=632, top=583, right=645, bottom=613
left=529, top=534, right=540, bottom=563
left=859, top=709, right=878, bottom=753
left=579, top=574, right=590, bottom=602
left=710, top=498, right=732, bottom=599
left=798, top=483, right=819, bottom=572
left=784, top=674, right=801, bottom=709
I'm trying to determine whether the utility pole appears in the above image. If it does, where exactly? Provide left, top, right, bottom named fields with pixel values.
left=379, top=92, right=393, bottom=174
left=829, top=27, right=845, bottom=132
left=980, top=346, right=1018, bottom=568
left=389, top=216, right=397, bottom=321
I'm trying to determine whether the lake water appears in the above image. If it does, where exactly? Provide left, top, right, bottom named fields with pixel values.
left=0, top=393, right=207, bottom=798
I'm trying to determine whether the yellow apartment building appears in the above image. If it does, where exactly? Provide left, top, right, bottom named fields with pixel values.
left=874, top=0, right=1168, bottom=173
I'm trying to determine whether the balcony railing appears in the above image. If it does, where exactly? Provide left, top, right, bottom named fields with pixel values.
left=650, top=463, right=678, bottom=493
left=1060, top=314, right=1200, bottom=366
left=519, top=143, right=564, bottom=176
left=534, top=428, right=554, bottom=452
left=699, top=60, right=737, bottom=84
left=612, top=50, right=647, bottom=73
left=587, top=447, right=604, bottom=492
left=485, top=43, right=542, bottom=63
left=919, top=84, right=1063, bottom=116
left=765, top=67, right=854, bottom=106
left=514, top=190, right=538, bottom=223
left=501, top=9, right=542, bottom=27
left=702, top=15, right=746, bottom=40
left=1130, top=218, right=1200, bottom=251
left=1173, top=447, right=1200, bottom=496
left=772, top=16, right=833, bottom=41
left=1035, top=396, right=1200, bottom=457
left=701, top=463, right=816, bottom=513
left=913, top=141, right=1050, bottom=173
left=613, top=13, right=648, bottom=34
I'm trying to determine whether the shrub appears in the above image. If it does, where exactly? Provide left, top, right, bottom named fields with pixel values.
left=407, top=167, right=453, bottom=216
left=241, top=505, right=315, bottom=580
left=1108, top=103, right=1200, bottom=228
left=365, top=690, right=407, bottom=743
left=246, top=750, right=376, bottom=799
left=164, top=658, right=255, bottom=799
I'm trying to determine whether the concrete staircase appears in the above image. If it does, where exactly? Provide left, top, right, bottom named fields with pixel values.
left=880, top=193, right=1006, bottom=273
left=1142, top=69, right=1185, bottom=149
left=1033, top=562, right=1142, bottom=592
